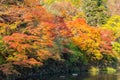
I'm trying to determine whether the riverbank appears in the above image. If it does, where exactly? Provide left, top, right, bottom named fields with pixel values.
left=0, top=58, right=118, bottom=80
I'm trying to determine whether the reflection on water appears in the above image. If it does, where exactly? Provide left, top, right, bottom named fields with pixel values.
left=17, top=72, right=120, bottom=80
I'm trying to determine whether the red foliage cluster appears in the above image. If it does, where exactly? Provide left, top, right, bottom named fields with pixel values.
left=3, top=33, right=38, bottom=52
left=100, top=30, right=114, bottom=54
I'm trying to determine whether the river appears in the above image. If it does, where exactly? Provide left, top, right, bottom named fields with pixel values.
left=16, top=71, right=120, bottom=80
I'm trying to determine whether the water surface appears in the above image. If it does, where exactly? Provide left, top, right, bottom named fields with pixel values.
left=18, top=72, right=120, bottom=80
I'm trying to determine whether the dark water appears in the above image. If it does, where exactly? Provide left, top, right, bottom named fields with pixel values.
left=17, top=72, right=120, bottom=80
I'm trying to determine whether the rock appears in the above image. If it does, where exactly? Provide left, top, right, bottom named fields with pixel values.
left=60, top=76, right=65, bottom=78
left=72, top=73, right=78, bottom=76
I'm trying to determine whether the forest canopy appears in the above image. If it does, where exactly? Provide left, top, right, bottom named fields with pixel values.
left=0, top=0, right=120, bottom=79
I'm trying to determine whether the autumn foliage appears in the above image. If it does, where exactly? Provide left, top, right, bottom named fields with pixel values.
left=66, top=18, right=115, bottom=62
left=0, top=0, right=71, bottom=68
left=0, top=0, right=119, bottom=78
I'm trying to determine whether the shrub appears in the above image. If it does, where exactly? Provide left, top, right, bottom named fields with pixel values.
left=63, top=41, right=88, bottom=65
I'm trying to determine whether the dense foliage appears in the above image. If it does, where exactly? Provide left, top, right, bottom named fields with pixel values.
left=82, top=0, right=109, bottom=26
left=0, top=0, right=120, bottom=79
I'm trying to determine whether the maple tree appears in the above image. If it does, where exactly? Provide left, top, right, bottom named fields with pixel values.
left=66, top=18, right=102, bottom=60
left=0, top=3, right=56, bottom=68
left=65, top=18, right=118, bottom=67
left=0, top=1, right=72, bottom=68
